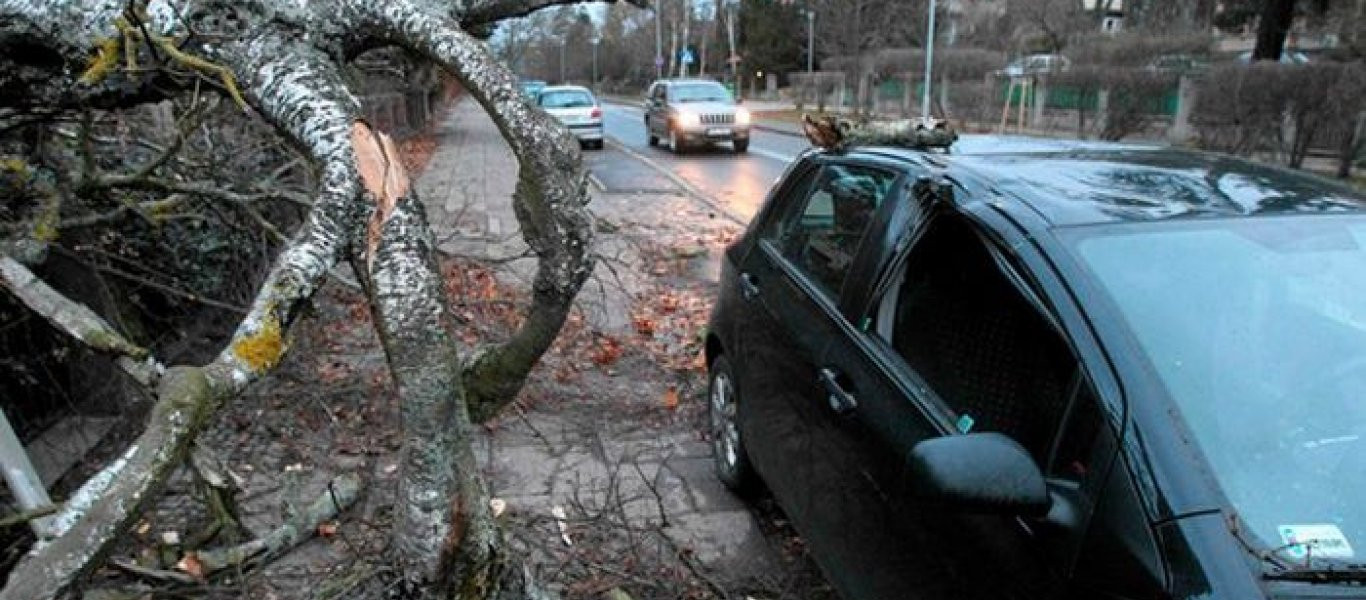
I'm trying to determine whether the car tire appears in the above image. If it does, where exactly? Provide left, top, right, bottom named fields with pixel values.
left=733, top=139, right=749, bottom=153
left=670, top=129, right=686, bottom=154
left=648, top=133, right=658, bottom=147
left=709, top=355, right=758, bottom=495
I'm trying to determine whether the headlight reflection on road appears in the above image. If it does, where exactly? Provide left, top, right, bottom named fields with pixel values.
left=670, top=154, right=769, bottom=221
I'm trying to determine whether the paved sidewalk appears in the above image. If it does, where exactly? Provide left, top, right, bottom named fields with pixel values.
left=413, top=98, right=782, bottom=587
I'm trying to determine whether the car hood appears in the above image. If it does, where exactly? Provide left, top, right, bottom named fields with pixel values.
left=672, top=101, right=737, bottom=114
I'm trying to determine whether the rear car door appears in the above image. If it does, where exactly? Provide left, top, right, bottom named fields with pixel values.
left=811, top=205, right=1120, bottom=599
left=731, top=156, right=903, bottom=532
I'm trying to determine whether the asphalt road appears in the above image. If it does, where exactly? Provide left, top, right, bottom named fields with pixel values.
left=585, top=102, right=814, bottom=222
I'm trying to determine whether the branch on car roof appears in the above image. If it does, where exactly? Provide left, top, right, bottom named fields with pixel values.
left=802, top=114, right=958, bottom=152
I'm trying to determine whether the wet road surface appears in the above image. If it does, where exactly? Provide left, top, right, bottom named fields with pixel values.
left=582, top=102, right=813, bottom=223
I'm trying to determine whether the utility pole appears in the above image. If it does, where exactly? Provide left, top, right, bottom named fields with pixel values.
left=806, top=9, right=815, bottom=73
left=724, top=1, right=740, bottom=93
left=920, top=0, right=937, bottom=120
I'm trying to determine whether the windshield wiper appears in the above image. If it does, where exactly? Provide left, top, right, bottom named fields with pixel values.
left=1264, top=566, right=1366, bottom=584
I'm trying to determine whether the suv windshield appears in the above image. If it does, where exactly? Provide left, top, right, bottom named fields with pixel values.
left=538, top=90, right=594, bottom=108
left=1069, top=216, right=1366, bottom=564
left=670, top=82, right=732, bottom=103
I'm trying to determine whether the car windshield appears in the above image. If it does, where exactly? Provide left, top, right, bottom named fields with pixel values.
left=1069, top=216, right=1366, bottom=564
left=670, top=83, right=732, bottom=103
left=538, top=90, right=594, bottom=108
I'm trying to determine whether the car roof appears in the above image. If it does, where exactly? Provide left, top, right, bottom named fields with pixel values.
left=846, top=134, right=1366, bottom=227
left=539, top=85, right=593, bottom=94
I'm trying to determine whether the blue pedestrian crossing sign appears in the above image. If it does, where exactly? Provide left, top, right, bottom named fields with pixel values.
left=679, top=48, right=695, bottom=65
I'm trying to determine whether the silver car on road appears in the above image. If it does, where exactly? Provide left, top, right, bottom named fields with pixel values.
left=644, top=78, right=751, bottom=154
left=537, top=85, right=604, bottom=150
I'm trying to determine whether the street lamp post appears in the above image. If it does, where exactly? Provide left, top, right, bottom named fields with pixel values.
left=920, top=0, right=937, bottom=120
left=806, top=9, right=815, bottom=73
left=559, top=41, right=566, bottom=83
left=592, top=38, right=600, bottom=90
left=654, top=7, right=664, bottom=79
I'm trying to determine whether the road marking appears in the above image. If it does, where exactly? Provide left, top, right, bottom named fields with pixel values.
left=603, top=139, right=749, bottom=226
left=746, top=145, right=795, bottom=162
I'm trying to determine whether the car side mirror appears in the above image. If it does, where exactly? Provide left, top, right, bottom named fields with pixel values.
left=908, top=432, right=1051, bottom=517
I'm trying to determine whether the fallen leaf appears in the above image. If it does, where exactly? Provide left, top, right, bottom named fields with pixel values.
left=489, top=497, right=507, bottom=518
left=632, top=317, right=656, bottom=336
left=175, top=553, right=205, bottom=579
left=590, top=336, right=623, bottom=366
left=662, top=387, right=679, bottom=410
left=318, top=522, right=338, bottom=537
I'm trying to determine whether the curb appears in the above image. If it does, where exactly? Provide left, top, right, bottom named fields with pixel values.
left=602, top=138, right=749, bottom=227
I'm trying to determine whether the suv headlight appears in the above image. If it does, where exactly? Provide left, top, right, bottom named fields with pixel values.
left=735, top=107, right=751, bottom=125
left=675, top=111, right=701, bottom=128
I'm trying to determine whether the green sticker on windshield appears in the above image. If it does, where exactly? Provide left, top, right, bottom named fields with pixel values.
left=956, top=414, right=975, bottom=434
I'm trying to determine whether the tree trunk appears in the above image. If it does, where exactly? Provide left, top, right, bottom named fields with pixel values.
left=1253, top=0, right=1297, bottom=61
left=1337, top=113, right=1364, bottom=178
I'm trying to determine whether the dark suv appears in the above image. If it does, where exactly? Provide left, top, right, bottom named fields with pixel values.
left=705, top=136, right=1366, bottom=599
left=644, top=78, right=751, bottom=154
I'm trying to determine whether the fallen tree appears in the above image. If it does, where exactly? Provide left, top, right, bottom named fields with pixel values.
left=0, top=0, right=642, bottom=597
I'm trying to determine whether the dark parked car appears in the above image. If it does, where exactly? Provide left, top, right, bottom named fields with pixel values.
left=704, top=135, right=1366, bottom=599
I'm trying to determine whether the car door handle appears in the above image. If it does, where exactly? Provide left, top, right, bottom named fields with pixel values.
left=739, top=272, right=761, bottom=301
left=819, top=368, right=858, bottom=415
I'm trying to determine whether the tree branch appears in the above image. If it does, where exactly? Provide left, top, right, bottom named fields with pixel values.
left=0, top=367, right=218, bottom=600
left=193, top=473, right=362, bottom=575
left=376, top=2, right=597, bottom=424
left=455, top=0, right=649, bottom=29
left=0, top=255, right=150, bottom=359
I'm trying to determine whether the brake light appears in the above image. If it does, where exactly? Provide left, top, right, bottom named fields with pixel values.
left=591, top=107, right=602, bottom=118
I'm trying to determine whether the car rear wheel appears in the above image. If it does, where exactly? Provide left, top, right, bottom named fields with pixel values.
left=733, top=139, right=749, bottom=153
left=648, top=133, right=658, bottom=147
left=709, top=355, right=757, bottom=494
left=670, top=129, right=686, bottom=154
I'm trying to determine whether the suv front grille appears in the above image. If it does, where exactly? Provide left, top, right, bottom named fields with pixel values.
left=700, top=113, right=734, bottom=125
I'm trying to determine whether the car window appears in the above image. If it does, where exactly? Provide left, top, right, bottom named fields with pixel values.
left=539, top=90, right=594, bottom=108
left=886, top=215, right=1085, bottom=466
left=767, top=163, right=896, bottom=299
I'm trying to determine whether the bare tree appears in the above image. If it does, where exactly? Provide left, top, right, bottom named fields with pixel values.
left=0, top=0, right=644, bottom=598
left=811, top=0, right=925, bottom=115
left=1005, top=0, right=1090, bottom=53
